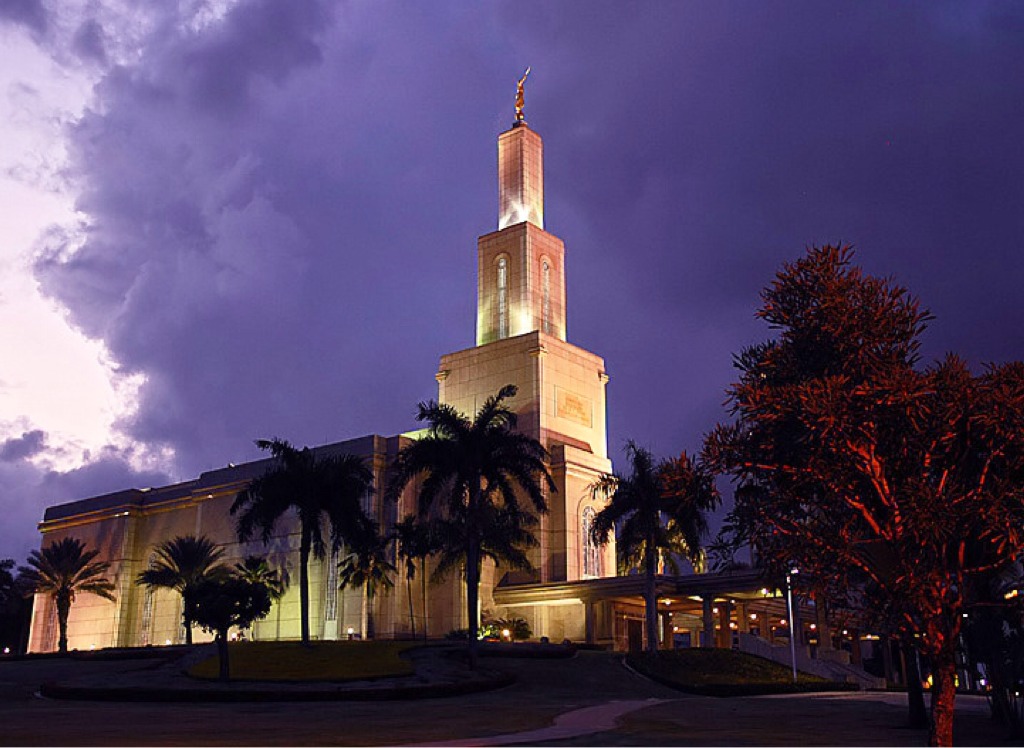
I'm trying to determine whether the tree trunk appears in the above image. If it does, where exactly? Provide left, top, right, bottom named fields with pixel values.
left=420, top=558, right=429, bottom=641
left=299, top=528, right=311, bottom=646
left=407, top=572, right=416, bottom=639
left=56, top=594, right=71, bottom=654
left=216, top=630, right=230, bottom=681
left=644, top=543, right=658, bottom=654
left=928, top=652, right=957, bottom=746
left=365, top=585, right=375, bottom=640
left=904, top=639, right=928, bottom=729
left=183, top=604, right=193, bottom=646
left=466, top=541, right=481, bottom=669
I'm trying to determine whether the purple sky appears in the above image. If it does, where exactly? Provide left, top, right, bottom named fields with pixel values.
left=2, top=1, right=1023, bottom=559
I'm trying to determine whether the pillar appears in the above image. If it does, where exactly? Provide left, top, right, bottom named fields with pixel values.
left=584, top=599, right=595, bottom=645
left=662, top=612, right=674, bottom=650
left=701, top=596, right=715, bottom=648
left=737, top=603, right=750, bottom=634
left=850, top=629, right=863, bottom=666
left=717, top=601, right=733, bottom=648
left=882, top=636, right=895, bottom=685
left=814, top=593, right=832, bottom=650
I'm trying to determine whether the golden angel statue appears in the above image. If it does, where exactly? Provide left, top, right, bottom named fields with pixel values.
left=515, top=67, right=531, bottom=122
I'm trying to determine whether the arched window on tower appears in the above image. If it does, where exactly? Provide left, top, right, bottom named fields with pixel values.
left=581, top=507, right=602, bottom=578
left=497, top=256, right=509, bottom=339
left=542, top=260, right=552, bottom=334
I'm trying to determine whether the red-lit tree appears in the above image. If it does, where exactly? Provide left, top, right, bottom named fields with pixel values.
left=706, top=246, right=1024, bottom=746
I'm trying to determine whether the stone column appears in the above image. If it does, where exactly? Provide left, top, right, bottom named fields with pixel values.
left=717, top=601, right=733, bottom=648
left=814, top=593, right=832, bottom=651
left=882, top=636, right=895, bottom=685
left=701, top=596, right=715, bottom=648
left=737, top=603, right=750, bottom=634
left=850, top=629, right=863, bottom=666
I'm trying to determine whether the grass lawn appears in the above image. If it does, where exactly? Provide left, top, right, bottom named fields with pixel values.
left=627, top=648, right=855, bottom=697
left=188, top=640, right=417, bottom=682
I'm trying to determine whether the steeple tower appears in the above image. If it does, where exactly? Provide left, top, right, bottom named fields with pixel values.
left=436, top=76, right=615, bottom=588
left=476, top=121, right=566, bottom=346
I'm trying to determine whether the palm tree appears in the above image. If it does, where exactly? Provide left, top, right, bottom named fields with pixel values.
left=20, top=537, right=115, bottom=653
left=393, top=516, right=430, bottom=639
left=388, top=384, right=553, bottom=666
left=337, top=521, right=395, bottom=639
left=136, top=535, right=228, bottom=645
left=232, top=438, right=374, bottom=646
left=429, top=500, right=539, bottom=584
left=233, top=555, right=286, bottom=599
left=233, top=555, right=285, bottom=641
left=590, top=442, right=719, bottom=654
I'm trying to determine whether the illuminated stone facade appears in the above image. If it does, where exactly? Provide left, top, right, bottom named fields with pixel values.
left=27, top=118, right=615, bottom=653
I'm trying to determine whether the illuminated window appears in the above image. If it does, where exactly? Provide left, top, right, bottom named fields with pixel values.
left=581, top=507, right=602, bottom=577
left=139, top=554, right=156, bottom=646
left=542, top=260, right=552, bottom=334
left=497, top=257, right=508, bottom=339
left=43, top=602, right=57, bottom=652
left=325, top=548, right=340, bottom=621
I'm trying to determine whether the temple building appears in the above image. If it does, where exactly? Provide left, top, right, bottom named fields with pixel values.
left=27, top=101, right=619, bottom=653
left=24, top=94, right=888, bottom=688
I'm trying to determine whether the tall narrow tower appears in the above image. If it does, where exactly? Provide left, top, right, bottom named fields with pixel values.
left=437, top=84, right=615, bottom=591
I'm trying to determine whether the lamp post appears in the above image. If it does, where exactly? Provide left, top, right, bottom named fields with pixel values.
left=785, top=567, right=799, bottom=683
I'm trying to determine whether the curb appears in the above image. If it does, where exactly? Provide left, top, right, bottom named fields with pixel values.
left=38, top=671, right=516, bottom=703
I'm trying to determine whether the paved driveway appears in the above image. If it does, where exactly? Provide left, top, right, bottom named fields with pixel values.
left=0, top=652, right=1007, bottom=746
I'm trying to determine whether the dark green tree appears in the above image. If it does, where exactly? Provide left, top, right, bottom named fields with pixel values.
left=705, top=245, right=1024, bottom=746
left=136, top=535, right=228, bottom=645
left=233, top=555, right=286, bottom=600
left=337, top=521, right=395, bottom=639
left=387, top=384, right=553, bottom=667
left=393, top=516, right=434, bottom=639
left=20, top=538, right=115, bottom=653
left=590, top=442, right=719, bottom=654
left=231, top=438, right=374, bottom=646
left=184, top=576, right=272, bottom=681
left=232, top=555, right=285, bottom=640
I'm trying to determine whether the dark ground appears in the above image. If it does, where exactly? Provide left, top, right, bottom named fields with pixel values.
left=0, top=650, right=1011, bottom=746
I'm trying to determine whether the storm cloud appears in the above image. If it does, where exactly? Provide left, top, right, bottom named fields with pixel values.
left=6, top=1, right=1024, bottom=555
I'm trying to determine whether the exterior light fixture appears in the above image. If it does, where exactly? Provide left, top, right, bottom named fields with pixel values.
left=502, top=628, right=512, bottom=641
left=810, top=623, right=817, bottom=629
left=164, top=639, right=172, bottom=646
left=780, top=619, right=787, bottom=626
left=749, top=613, right=758, bottom=620
left=712, top=607, right=719, bottom=614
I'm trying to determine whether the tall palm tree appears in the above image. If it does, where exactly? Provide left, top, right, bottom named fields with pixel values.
left=337, top=521, right=395, bottom=639
left=393, top=516, right=430, bottom=639
left=136, top=535, right=227, bottom=645
left=232, top=438, right=374, bottom=646
left=388, top=384, right=553, bottom=666
left=20, top=537, right=115, bottom=653
left=590, top=442, right=719, bottom=654
left=429, top=500, right=539, bottom=584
